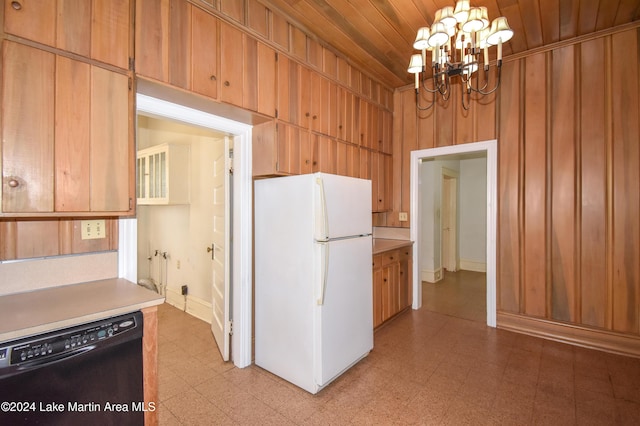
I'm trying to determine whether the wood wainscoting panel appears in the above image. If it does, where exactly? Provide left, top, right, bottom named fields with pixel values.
left=579, top=37, right=608, bottom=329
left=550, top=44, right=577, bottom=323
left=498, top=311, right=640, bottom=358
left=610, top=30, right=640, bottom=335
left=497, top=60, right=522, bottom=313
left=522, top=52, right=548, bottom=318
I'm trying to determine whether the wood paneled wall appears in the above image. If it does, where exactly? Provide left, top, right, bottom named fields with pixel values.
left=393, top=27, right=640, bottom=338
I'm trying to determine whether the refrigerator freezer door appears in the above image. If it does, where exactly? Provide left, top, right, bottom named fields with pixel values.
left=314, top=235, right=373, bottom=388
left=314, top=173, right=372, bottom=240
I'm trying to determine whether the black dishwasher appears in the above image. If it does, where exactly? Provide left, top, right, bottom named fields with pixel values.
left=0, top=311, right=144, bottom=426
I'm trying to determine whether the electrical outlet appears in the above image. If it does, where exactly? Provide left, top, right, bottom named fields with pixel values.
left=176, top=260, right=181, bottom=269
left=80, top=220, right=106, bottom=240
left=399, top=212, right=408, bottom=222
left=181, top=285, right=188, bottom=295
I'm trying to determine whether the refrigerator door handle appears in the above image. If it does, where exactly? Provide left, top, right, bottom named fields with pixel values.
left=316, top=177, right=329, bottom=241
left=317, top=242, right=329, bottom=305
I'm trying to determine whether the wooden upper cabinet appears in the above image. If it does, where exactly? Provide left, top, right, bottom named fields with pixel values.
left=135, top=0, right=221, bottom=99
left=1, top=41, right=133, bottom=216
left=3, top=0, right=131, bottom=69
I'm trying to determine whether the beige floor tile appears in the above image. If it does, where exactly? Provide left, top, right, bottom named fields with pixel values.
left=155, top=271, right=640, bottom=425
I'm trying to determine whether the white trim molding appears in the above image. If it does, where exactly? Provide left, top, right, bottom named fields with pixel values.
left=127, top=93, right=253, bottom=368
left=421, top=267, right=443, bottom=283
left=410, top=140, right=497, bottom=327
left=459, top=259, right=487, bottom=273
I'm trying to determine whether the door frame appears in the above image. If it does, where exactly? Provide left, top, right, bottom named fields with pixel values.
left=119, top=94, right=253, bottom=368
left=410, top=140, right=497, bottom=327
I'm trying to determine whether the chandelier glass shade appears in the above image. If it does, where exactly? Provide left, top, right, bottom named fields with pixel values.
left=408, top=0, right=513, bottom=111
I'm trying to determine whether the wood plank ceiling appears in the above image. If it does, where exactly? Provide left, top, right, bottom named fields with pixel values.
left=261, top=0, right=640, bottom=88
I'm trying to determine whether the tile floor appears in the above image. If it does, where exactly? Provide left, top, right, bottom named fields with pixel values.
left=157, top=271, right=640, bottom=425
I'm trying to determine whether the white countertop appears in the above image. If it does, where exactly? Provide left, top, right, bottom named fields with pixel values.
left=373, top=238, right=413, bottom=254
left=0, top=278, right=164, bottom=342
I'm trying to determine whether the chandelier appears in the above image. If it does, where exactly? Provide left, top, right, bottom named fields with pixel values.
left=407, top=0, right=514, bottom=111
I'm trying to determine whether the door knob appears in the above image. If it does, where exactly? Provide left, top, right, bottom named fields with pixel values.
left=207, top=244, right=215, bottom=260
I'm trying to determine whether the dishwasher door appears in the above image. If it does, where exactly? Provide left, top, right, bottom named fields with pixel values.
left=0, top=311, right=144, bottom=426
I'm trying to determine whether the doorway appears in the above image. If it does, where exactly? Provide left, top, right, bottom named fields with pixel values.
left=410, top=140, right=497, bottom=327
left=119, top=93, right=253, bottom=368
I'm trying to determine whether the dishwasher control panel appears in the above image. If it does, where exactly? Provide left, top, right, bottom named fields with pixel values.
left=0, top=312, right=140, bottom=369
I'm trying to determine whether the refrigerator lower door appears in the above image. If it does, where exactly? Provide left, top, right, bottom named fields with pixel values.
left=314, top=235, right=373, bottom=389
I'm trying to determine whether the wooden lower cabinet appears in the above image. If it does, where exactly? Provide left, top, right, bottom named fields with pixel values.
left=373, top=245, right=412, bottom=328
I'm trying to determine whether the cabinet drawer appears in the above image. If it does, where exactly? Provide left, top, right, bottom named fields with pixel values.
left=379, top=249, right=399, bottom=267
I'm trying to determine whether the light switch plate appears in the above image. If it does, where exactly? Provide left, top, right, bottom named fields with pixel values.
left=399, top=212, right=408, bottom=222
left=81, top=220, right=106, bottom=240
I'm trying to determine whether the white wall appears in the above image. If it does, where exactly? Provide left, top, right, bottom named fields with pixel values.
left=459, top=157, right=487, bottom=271
left=420, top=155, right=486, bottom=281
left=136, top=116, right=224, bottom=309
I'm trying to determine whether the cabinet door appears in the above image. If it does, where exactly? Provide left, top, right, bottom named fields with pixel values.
left=56, top=0, right=91, bottom=58
left=168, top=0, right=191, bottom=90
left=4, top=0, right=130, bottom=69
left=320, top=77, right=338, bottom=137
left=2, top=41, right=54, bottom=213
left=299, top=128, right=313, bottom=174
left=313, top=135, right=336, bottom=174
left=91, top=0, right=131, bottom=69
left=191, top=5, right=219, bottom=98
left=135, top=0, right=170, bottom=81
left=3, top=0, right=56, bottom=47
left=219, top=22, right=244, bottom=106
left=55, top=56, right=91, bottom=211
left=277, top=56, right=301, bottom=125
left=90, top=67, right=132, bottom=212
left=373, top=266, right=384, bottom=328
left=244, top=37, right=276, bottom=115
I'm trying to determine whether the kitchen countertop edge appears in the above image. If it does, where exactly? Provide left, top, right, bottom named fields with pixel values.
left=373, top=238, right=413, bottom=254
left=0, top=278, right=165, bottom=343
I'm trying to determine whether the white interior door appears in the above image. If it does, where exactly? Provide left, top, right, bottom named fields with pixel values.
left=442, top=174, right=457, bottom=272
left=210, top=136, right=231, bottom=360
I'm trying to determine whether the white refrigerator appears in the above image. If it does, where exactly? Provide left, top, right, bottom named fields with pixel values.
left=254, top=172, right=373, bottom=394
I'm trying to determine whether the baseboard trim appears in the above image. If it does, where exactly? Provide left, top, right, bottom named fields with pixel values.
left=164, top=287, right=212, bottom=324
left=497, top=312, right=640, bottom=358
left=186, top=295, right=213, bottom=324
left=459, top=259, right=486, bottom=273
left=421, top=268, right=442, bottom=283
left=165, top=287, right=185, bottom=311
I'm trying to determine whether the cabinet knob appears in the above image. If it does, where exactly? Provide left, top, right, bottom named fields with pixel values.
left=224, top=81, right=230, bottom=87
left=210, top=75, right=217, bottom=81
left=11, top=1, right=22, bottom=11
left=305, top=112, right=310, bottom=117
left=8, top=179, right=19, bottom=188
left=313, top=115, right=317, bottom=120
